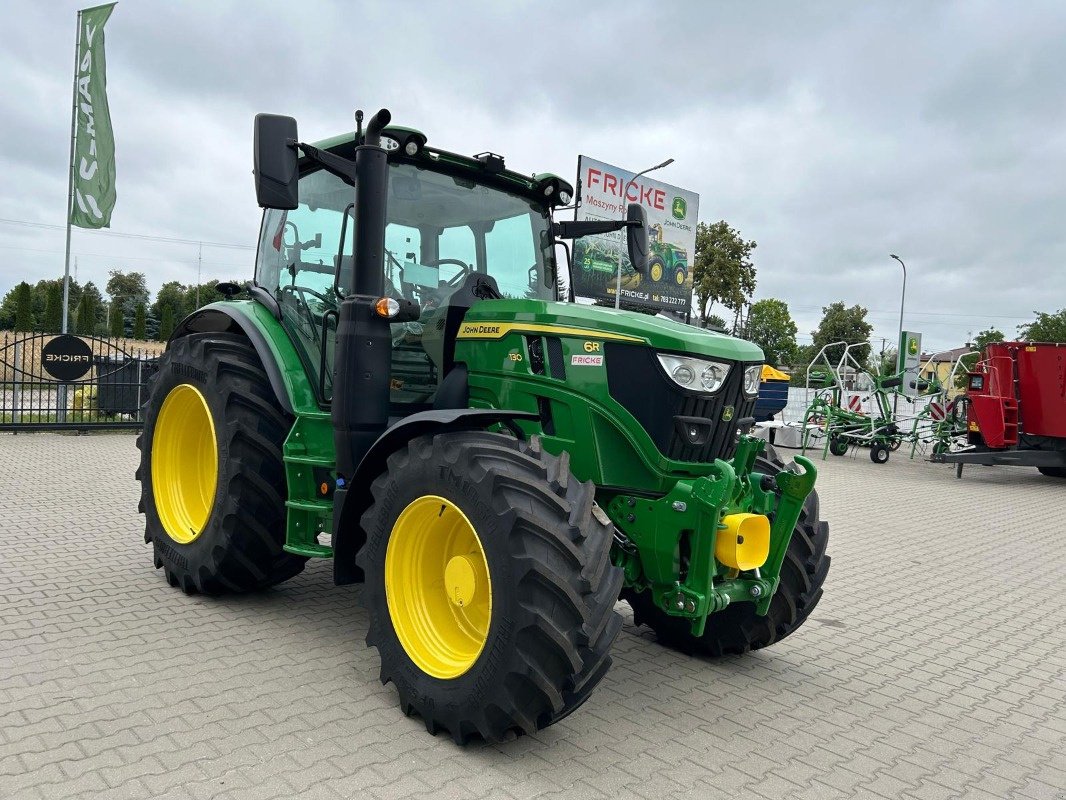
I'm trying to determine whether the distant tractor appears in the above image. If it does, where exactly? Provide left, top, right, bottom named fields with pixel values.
left=646, top=223, right=688, bottom=286
left=937, top=341, right=1066, bottom=478
left=136, top=108, right=830, bottom=744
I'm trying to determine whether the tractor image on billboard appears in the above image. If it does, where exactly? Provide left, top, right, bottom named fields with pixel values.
left=135, top=108, right=830, bottom=744
left=647, top=223, right=688, bottom=287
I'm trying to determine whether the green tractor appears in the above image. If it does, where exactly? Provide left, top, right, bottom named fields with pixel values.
left=136, top=108, right=830, bottom=744
left=647, top=223, right=689, bottom=287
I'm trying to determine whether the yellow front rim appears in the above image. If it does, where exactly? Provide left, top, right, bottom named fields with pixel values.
left=151, top=384, right=218, bottom=544
left=675, top=269, right=686, bottom=285
left=650, top=262, right=663, bottom=282
left=385, top=495, right=492, bottom=679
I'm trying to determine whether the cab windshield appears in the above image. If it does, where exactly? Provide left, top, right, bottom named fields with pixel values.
left=255, top=159, right=557, bottom=404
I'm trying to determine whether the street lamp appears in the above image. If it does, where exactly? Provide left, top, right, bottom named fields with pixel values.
left=890, top=253, right=907, bottom=413
left=615, top=158, right=674, bottom=310
left=889, top=254, right=907, bottom=354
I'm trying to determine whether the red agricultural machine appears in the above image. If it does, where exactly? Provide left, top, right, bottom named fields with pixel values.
left=937, top=341, right=1066, bottom=478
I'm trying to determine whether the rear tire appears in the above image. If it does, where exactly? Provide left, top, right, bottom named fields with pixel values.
left=358, top=432, right=623, bottom=744
left=136, top=333, right=306, bottom=594
left=624, top=447, right=830, bottom=656
left=829, top=436, right=848, bottom=456
left=870, top=443, right=890, bottom=464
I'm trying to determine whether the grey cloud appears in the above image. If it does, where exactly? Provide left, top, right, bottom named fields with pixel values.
left=1, top=0, right=1064, bottom=352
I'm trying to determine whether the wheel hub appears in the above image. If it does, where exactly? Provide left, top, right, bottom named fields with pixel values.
left=385, top=495, right=492, bottom=679
left=445, top=555, right=477, bottom=607
left=151, top=383, right=218, bottom=544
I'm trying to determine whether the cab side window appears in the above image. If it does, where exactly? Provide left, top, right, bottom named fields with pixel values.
left=255, top=169, right=349, bottom=401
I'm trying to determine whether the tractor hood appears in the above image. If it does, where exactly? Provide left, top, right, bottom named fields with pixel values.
left=460, top=299, right=764, bottom=362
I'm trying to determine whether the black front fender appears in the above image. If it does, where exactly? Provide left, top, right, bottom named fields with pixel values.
left=331, top=408, right=538, bottom=585
left=170, top=305, right=293, bottom=415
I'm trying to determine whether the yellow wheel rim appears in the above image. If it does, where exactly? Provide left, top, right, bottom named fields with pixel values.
left=385, top=495, right=492, bottom=679
left=650, top=262, right=663, bottom=282
left=675, top=269, right=685, bottom=285
left=151, top=384, right=218, bottom=545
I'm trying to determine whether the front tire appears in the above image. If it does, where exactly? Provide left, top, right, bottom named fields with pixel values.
left=136, top=333, right=306, bottom=594
left=358, top=432, right=623, bottom=743
left=624, top=447, right=830, bottom=656
left=647, top=257, right=666, bottom=283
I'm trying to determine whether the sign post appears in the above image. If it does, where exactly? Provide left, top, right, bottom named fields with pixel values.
left=897, top=330, right=923, bottom=398
left=573, top=156, right=699, bottom=314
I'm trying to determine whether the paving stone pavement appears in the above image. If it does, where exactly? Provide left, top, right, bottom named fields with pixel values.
left=1, top=433, right=1064, bottom=800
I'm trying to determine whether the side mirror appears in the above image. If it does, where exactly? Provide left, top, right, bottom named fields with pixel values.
left=254, top=114, right=299, bottom=210
left=626, top=203, right=649, bottom=276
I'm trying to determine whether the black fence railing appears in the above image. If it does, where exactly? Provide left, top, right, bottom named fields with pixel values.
left=0, top=332, right=166, bottom=431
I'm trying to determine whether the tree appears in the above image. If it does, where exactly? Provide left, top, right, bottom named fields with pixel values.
left=152, top=280, right=188, bottom=322
left=811, top=302, right=873, bottom=365
left=745, top=299, right=798, bottom=366
left=704, top=313, right=727, bottom=331
left=74, top=291, right=97, bottom=335
left=133, top=304, right=147, bottom=340
left=13, top=282, right=34, bottom=332
left=42, top=282, right=63, bottom=333
left=692, top=220, right=757, bottom=327
left=972, top=328, right=1004, bottom=350
left=108, top=302, right=125, bottom=338
left=953, top=328, right=1006, bottom=389
left=159, top=305, right=176, bottom=341
left=106, top=270, right=149, bottom=308
left=1019, top=309, right=1066, bottom=343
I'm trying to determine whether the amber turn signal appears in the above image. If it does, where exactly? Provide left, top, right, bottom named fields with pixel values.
left=374, top=297, right=400, bottom=318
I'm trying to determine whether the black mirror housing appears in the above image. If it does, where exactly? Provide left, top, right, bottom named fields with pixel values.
left=626, top=203, right=650, bottom=276
left=254, top=114, right=299, bottom=210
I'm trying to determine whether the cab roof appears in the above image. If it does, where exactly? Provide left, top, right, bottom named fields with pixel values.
left=309, top=127, right=573, bottom=207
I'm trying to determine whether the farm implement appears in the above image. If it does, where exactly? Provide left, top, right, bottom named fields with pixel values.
left=135, top=108, right=831, bottom=743
left=934, top=341, right=1066, bottom=478
left=799, top=341, right=958, bottom=464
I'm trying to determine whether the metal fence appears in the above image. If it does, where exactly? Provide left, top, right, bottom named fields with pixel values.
left=0, top=331, right=166, bottom=432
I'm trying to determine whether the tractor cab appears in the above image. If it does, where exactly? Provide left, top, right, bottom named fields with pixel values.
left=254, top=140, right=560, bottom=411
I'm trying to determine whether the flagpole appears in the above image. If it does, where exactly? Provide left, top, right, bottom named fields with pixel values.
left=61, top=10, right=83, bottom=335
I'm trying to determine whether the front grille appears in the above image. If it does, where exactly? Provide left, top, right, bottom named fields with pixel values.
left=668, top=385, right=755, bottom=462
left=605, top=343, right=756, bottom=463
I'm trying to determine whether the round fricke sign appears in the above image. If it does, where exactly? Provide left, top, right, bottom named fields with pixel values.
left=41, top=335, right=94, bottom=381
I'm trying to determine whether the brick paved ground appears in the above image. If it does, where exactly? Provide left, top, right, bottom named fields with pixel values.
left=1, top=433, right=1063, bottom=800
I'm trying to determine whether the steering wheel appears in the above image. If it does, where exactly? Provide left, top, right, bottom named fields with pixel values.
left=424, top=258, right=473, bottom=289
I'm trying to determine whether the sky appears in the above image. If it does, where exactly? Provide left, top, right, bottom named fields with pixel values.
left=1, top=0, right=1064, bottom=353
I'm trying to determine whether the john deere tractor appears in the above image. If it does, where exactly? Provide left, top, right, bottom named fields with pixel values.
left=137, top=109, right=830, bottom=744
left=647, top=223, right=689, bottom=287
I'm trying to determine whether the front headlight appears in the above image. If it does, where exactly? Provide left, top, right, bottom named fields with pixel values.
left=743, top=365, right=762, bottom=396
left=657, top=354, right=731, bottom=394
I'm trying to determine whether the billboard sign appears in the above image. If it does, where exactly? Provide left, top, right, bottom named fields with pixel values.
left=572, top=156, right=699, bottom=313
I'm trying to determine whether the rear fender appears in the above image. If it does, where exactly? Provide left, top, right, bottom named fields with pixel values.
left=169, top=301, right=321, bottom=416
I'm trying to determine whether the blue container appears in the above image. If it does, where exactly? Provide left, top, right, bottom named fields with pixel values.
left=754, top=376, right=790, bottom=422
